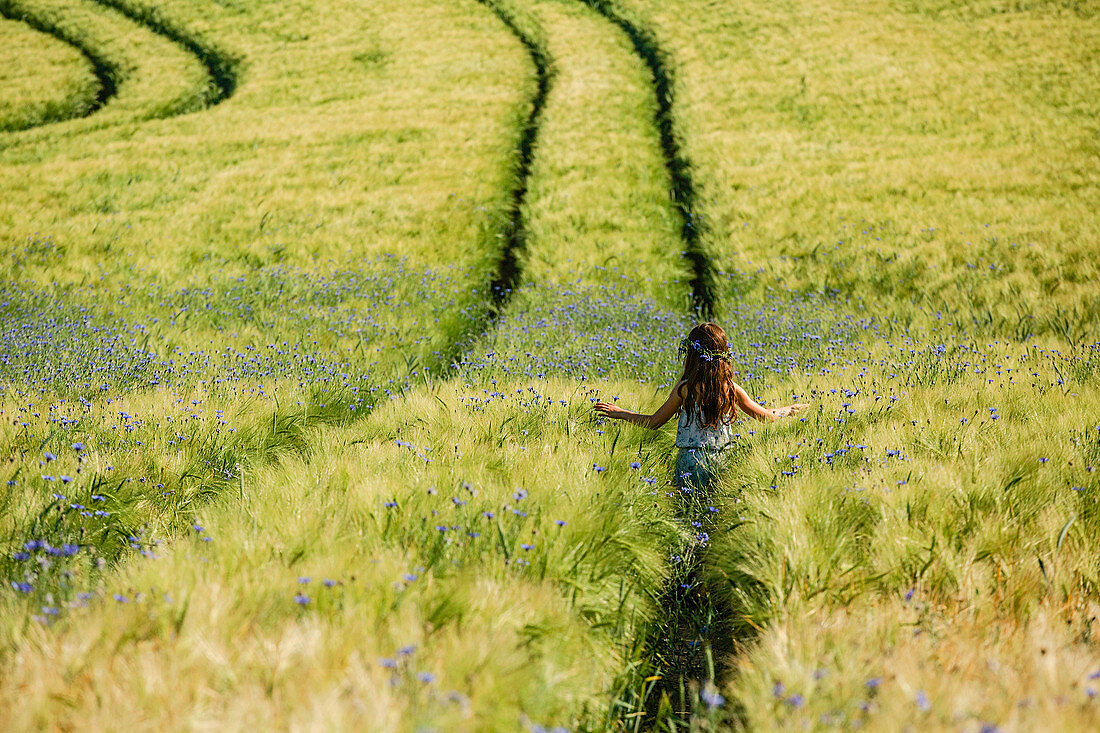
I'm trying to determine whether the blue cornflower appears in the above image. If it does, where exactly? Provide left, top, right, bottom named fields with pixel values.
left=294, top=593, right=310, bottom=605
left=700, top=688, right=725, bottom=708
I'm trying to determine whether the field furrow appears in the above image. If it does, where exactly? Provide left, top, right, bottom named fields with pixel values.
left=0, top=11, right=106, bottom=130
left=3, top=0, right=1099, bottom=729
left=575, top=0, right=715, bottom=315
left=604, top=0, right=1100, bottom=336
left=1, top=0, right=540, bottom=642
left=0, top=0, right=212, bottom=137
left=91, top=0, right=237, bottom=105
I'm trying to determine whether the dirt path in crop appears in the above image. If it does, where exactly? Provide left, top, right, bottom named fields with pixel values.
left=567, top=0, right=735, bottom=724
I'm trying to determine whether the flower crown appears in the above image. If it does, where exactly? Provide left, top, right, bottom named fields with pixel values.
left=678, top=337, right=733, bottom=364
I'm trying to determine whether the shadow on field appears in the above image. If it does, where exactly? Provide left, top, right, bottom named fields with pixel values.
left=635, top=476, right=754, bottom=731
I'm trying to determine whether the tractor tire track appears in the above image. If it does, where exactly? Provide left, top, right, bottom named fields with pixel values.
left=477, top=0, right=551, bottom=310
left=90, top=0, right=237, bottom=104
left=578, top=0, right=716, bottom=317
left=568, top=0, right=727, bottom=723
left=0, top=0, right=118, bottom=126
left=442, top=0, right=552, bottom=368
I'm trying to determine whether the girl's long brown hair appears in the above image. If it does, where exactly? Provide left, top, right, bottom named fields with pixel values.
left=677, top=322, right=737, bottom=428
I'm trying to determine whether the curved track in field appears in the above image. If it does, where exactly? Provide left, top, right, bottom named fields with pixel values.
left=0, top=0, right=237, bottom=134
left=0, top=0, right=117, bottom=127
left=91, top=0, right=237, bottom=104
left=439, top=0, right=552, bottom=368
left=475, top=0, right=551, bottom=310
left=579, top=0, right=715, bottom=316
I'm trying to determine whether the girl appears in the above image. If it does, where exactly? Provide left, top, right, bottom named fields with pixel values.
left=593, top=322, right=809, bottom=489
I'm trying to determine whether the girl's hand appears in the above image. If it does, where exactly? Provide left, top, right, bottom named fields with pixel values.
left=594, top=401, right=626, bottom=420
left=773, top=403, right=811, bottom=418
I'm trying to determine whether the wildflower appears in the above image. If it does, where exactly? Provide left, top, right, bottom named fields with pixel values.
left=865, top=677, right=882, bottom=689
left=700, top=688, right=725, bottom=708
left=915, top=690, right=931, bottom=711
left=630, top=461, right=641, bottom=469
left=293, top=593, right=310, bottom=605
left=378, top=658, right=398, bottom=668
left=298, top=577, right=311, bottom=584
left=554, top=519, right=567, bottom=527
left=417, top=672, right=436, bottom=683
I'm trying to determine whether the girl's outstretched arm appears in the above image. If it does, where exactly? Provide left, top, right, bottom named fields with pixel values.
left=593, top=385, right=684, bottom=429
left=734, top=384, right=810, bottom=422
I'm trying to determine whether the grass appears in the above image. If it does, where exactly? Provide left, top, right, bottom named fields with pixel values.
left=704, top=340, right=1100, bottom=728
left=0, top=13, right=99, bottom=130
left=0, top=0, right=212, bottom=132
left=605, top=0, right=1100, bottom=338
left=1, top=378, right=684, bottom=730
left=2, top=0, right=1100, bottom=729
left=499, top=0, right=688, bottom=303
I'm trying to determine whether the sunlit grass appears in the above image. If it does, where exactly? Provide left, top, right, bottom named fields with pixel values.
left=0, top=378, right=684, bottom=729
left=702, top=339, right=1100, bottom=728
left=3, top=0, right=1100, bottom=728
left=0, top=0, right=211, bottom=134
left=609, top=0, right=1100, bottom=337
left=0, top=13, right=98, bottom=130
left=504, top=0, right=688, bottom=303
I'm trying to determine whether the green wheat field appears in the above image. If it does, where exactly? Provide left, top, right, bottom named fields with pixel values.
left=1, top=0, right=1099, bottom=729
